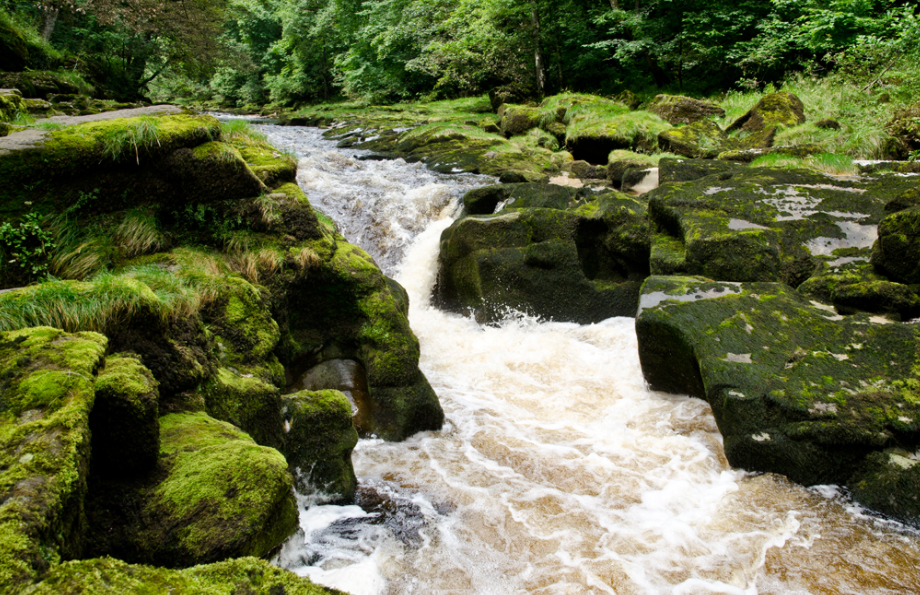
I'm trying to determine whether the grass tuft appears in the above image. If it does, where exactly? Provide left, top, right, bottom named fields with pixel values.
left=101, top=117, right=162, bottom=164
left=115, top=210, right=164, bottom=257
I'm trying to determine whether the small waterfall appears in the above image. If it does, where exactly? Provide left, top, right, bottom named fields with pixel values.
left=255, top=123, right=920, bottom=595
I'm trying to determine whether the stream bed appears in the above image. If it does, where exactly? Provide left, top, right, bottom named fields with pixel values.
left=253, top=122, right=920, bottom=595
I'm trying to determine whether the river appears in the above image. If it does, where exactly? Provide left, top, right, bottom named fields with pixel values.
left=253, top=123, right=920, bottom=595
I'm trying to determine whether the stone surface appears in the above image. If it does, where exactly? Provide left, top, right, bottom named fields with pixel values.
left=85, top=412, right=298, bottom=567
left=872, top=205, right=920, bottom=285
left=436, top=184, right=650, bottom=323
left=282, top=389, right=359, bottom=500
left=649, top=94, right=725, bottom=125
left=0, top=327, right=107, bottom=593
left=289, top=359, right=374, bottom=436
left=500, top=105, right=542, bottom=137
left=636, top=276, right=920, bottom=499
left=727, top=92, right=806, bottom=133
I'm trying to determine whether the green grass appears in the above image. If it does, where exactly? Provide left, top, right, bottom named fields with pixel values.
left=100, top=117, right=163, bottom=164
left=220, top=119, right=268, bottom=142
left=749, top=151, right=857, bottom=175
left=607, top=149, right=683, bottom=165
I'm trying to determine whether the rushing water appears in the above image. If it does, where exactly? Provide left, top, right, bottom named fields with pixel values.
left=252, top=123, right=920, bottom=595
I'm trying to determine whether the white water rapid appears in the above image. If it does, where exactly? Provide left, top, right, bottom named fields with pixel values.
left=254, top=122, right=920, bottom=595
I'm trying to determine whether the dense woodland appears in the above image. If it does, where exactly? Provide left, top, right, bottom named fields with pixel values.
left=2, top=0, right=919, bottom=105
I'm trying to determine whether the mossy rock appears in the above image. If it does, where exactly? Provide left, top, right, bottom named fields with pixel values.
left=0, top=121, right=9, bottom=137
left=0, top=18, right=28, bottom=72
left=436, top=189, right=650, bottom=323
left=848, top=450, right=920, bottom=527
left=90, top=354, right=160, bottom=478
left=872, top=205, right=920, bottom=285
left=234, top=138, right=297, bottom=189
left=728, top=92, right=806, bottom=134
left=500, top=105, right=542, bottom=137
left=24, top=555, right=345, bottom=594
left=0, top=89, right=26, bottom=122
left=636, top=276, right=920, bottom=497
left=200, top=367, right=283, bottom=450
left=281, top=389, right=359, bottom=501
left=85, top=412, right=298, bottom=567
left=649, top=94, right=725, bottom=125
left=798, top=263, right=920, bottom=320
left=884, top=102, right=920, bottom=159
left=658, top=158, right=742, bottom=184
left=0, top=327, right=107, bottom=593
left=646, top=167, right=919, bottom=287
left=24, top=98, right=55, bottom=117
left=657, top=119, right=727, bottom=159
left=883, top=187, right=920, bottom=214
left=0, top=71, right=83, bottom=99
left=565, top=107, right=671, bottom=165
left=279, top=240, right=444, bottom=441
left=0, top=113, right=226, bottom=216
left=717, top=144, right=824, bottom=163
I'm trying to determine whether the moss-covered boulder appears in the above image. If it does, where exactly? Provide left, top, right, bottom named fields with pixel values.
left=646, top=167, right=918, bottom=287
left=636, top=276, right=920, bottom=502
left=565, top=103, right=671, bottom=164
left=871, top=205, right=920, bottom=285
left=24, top=556, right=345, bottom=595
left=500, top=105, right=542, bottom=137
left=90, top=354, right=159, bottom=477
left=884, top=102, right=920, bottom=159
left=657, top=119, right=727, bottom=159
left=658, top=157, right=742, bottom=184
left=289, top=359, right=374, bottom=436
left=649, top=94, right=725, bottom=125
left=0, top=88, right=26, bottom=122
left=728, top=92, right=806, bottom=134
left=436, top=185, right=650, bottom=323
left=85, top=412, right=298, bottom=567
left=236, top=136, right=297, bottom=188
left=798, top=262, right=920, bottom=320
left=0, top=327, right=107, bottom=593
left=281, top=390, right=359, bottom=501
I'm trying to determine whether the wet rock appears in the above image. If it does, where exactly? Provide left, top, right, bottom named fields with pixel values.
left=90, top=354, right=160, bottom=477
left=872, top=206, right=920, bottom=285
left=26, top=556, right=344, bottom=595
left=622, top=168, right=658, bottom=194
left=649, top=94, right=725, bottom=125
left=289, top=359, right=374, bottom=436
left=727, top=92, right=806, bottom=134
left=85, top=412, right=298, bottom=567
left=798, top=263, right=920, bottom=320
left=436, top=188, right=649, bottom=323
left=565, top=160, right=605, bottom=179
left=281, top=390, right=359, bottom=501
left=646, top=167, right=917, bottom=287
left=882, top=187, right=920, bottom=214
left=636, top=276, right=920, bottom=497
left=848, top=450, right=920, bottom=527
left=0, top=327, right=107, bottom=592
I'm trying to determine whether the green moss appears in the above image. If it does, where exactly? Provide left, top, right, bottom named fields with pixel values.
left=24, top=556, right=345, bottom=594
left=200, top=367, right=283, bottom=450
left=282, top=390, right=358, bottom=501
left=0, top=328, right=107, bottom=593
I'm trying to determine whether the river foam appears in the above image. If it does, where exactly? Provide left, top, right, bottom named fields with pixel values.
left=258, top=122, right=920, bottom=595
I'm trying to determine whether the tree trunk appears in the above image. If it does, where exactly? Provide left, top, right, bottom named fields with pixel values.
left=41, top=6, right=59, bottom=42
left=609, top=0, right=620, bottom=9
left=530, top=2, right=546, bottom=97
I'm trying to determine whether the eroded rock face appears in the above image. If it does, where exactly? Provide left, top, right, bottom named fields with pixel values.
left=85, top=412, right=298, bottom=567
left=436, top=183, right=650, bottom=323
left=635, top=276, right=920, bottom=521
left=0, top=327, right=107, bottom=592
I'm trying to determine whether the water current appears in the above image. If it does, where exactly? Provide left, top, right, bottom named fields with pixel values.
left=252, top=122, right=920, bottom=594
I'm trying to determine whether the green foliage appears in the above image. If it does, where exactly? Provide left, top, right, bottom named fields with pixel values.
left=0, top=212, right=56, bottom=281
left=100, top=117, right=162, bottom=164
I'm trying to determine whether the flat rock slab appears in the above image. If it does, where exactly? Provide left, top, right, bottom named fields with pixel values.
left=0, top=105, right=184, bottom=154
left=636, top=275, right=920, bottom=496
left=647, top=167, right=920, bottom=286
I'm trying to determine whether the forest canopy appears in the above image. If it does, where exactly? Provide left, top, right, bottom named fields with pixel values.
left=2, top=0, right=919, bottom=105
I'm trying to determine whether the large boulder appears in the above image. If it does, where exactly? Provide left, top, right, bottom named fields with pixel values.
left=289, top=358, right=374, bottom=436
left=646, top=167, right=919, bottom=287
left=649, top=94, right=725, bottom=125
left=727, top=92, right=806, bottom=134
left=884, top=102, right=920, bottom=159
left=798, top=262, right=920, bottom=320
left=0, top=71, right=83, bottom=99
left=0, top=327, right=107, bottom=592
left=657, top=158, right=742, bottom=184
left=565, top=105, right=671, bottom=164
left=282, top=389, right=359, bottom=501
left=24, top=556, right=345, bottom=595
left=90, top=354, right=160, bottom=477
left=871, top=205, right=920, bottom=285
left=436, top=184, right=650, bottom=323
left=635, top=276, right=920, bottom=521
left=657, top=120, right=727, bottom=159
left=500, top=105, right=542, bottom=137
left=0, top=88, right=26, bottom=122
left=85, top=412, right=298, bottom=567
